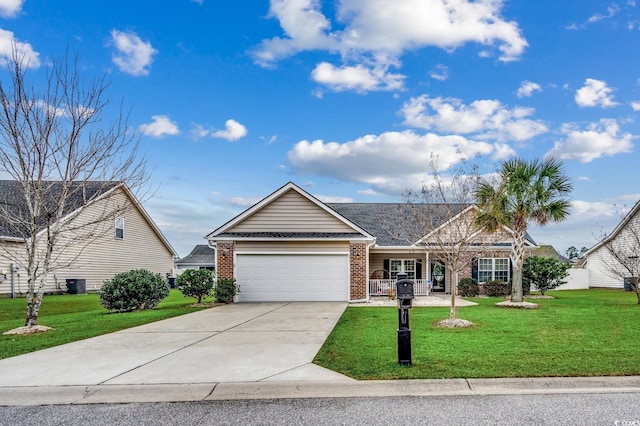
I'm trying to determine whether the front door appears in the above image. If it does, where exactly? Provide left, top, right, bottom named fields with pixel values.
left=431, top=261, right=446, bottom=292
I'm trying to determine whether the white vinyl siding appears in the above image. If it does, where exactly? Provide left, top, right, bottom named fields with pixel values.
left=0, top=187, right=175, bottom=295
left=228, top=189, right=355, bottom=233
left=587, top=245, right=626, bottom=289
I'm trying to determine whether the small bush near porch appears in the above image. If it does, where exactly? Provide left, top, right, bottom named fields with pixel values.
left=314, top=289, right=639, bottom=379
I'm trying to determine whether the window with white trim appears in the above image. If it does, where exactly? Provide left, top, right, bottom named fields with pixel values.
left=115, top=217, right=124, bottom=240
left=390, top=259, right=416, bottom=280
left=478, top=258, right=510, bottom=282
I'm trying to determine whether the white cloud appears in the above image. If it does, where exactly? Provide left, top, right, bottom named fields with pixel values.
left=401, top=95, right=548, bottom=142
left=516, top=81, right=542, bottom=98
left=251, top=0, right=339, bottom=67
left=139, top=115, right=180, bottom=137
left=110, top=30, right=157, bottom=76
left=0, top=29, right=40, bottom=68
left=191, top=119, right=248, bottom=141
left=253, top=0, right=527, bottom=93
left=429, top=64, right=449, bottom=81
left=316, top=195, right=355, bottom=203
left=575, top=78, right=617, bottom=108
left=529, top=199, right=620, bottom=252
left=546, top=119, right=634, bottom=162
left=287, top=130, right=502, bottom=195
left=588, top=5, right=618, bottom=23
left=229, top=196, right=262, bottom=208
left=212, top=119, right=248, bottom=141
left=0, top=0, right=22, bottom=17
left=311, top=62, right=405, bottom=92
left=631, top=101, right=640, bottom=111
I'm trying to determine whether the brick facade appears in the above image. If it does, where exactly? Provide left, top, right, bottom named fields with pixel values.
left=216, top=242, right=235, bottom=280
left=349, top=242, right=367, bottom=300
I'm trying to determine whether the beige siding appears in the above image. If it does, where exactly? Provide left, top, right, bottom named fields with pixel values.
left=0, top=188, right=174, bottom=295
left=236, top=241, right=349, bottom=253
left=229, top=189, right=356, bottom=233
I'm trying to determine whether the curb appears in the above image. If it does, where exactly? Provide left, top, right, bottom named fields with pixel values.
left=1, top=376, right=639, bottom=406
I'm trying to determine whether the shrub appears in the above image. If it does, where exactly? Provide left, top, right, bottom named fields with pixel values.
left=100, top=269, right=169, bottom=312
left=214, top=278, right=238, bottom=303
left=458, top=278, right=480, bottom=297
left=483, top=280, right=511, bottom=297
left=176, top=269, right=215, bottom=303
left=523, top=256, right=571, bottom=296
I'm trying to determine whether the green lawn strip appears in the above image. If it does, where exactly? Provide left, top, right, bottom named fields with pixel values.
left=0, top=289, right=213, bottom=360
left=314, top=289, right=639, bottom=379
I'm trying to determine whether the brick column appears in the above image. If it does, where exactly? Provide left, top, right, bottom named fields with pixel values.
left=216, top=242, right=235, bottom=280
left=349, top=242, right=367, bottom=300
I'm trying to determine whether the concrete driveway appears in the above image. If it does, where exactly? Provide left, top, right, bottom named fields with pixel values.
left=0, top=302, right=351, bottom=388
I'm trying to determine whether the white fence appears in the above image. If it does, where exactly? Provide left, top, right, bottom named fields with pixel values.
left=369, top=279, right=432, bottom=296
left=556, top=268, right=589, bottom=290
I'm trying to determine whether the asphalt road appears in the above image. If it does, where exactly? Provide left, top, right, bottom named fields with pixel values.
left=1, top=393, right=639, bottom=425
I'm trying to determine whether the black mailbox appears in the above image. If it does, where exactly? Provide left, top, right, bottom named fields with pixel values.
left=395, top=273, right=415, bottom=365
left=396, top=280, right=414, bottom=300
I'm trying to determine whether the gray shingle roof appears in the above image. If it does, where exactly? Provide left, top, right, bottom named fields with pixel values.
left=0, top=180, right=119, bottom=239
left=176, top=244, right=215, bottom=266
left=326, top=203, right=470, bottom=246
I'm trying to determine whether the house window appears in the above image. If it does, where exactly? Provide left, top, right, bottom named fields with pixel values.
left=390, top=259, right=416, bottom=280
left=115, top=217, right=124, bottom=239
left=478, top=258, right=510, bottom=282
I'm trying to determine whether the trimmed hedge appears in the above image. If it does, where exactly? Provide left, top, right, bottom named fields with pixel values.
left=100, top=269, right=169, bottom=312
left=458, top=278, right=480, bottom=297
left=482, top=280, right=511, bottom=297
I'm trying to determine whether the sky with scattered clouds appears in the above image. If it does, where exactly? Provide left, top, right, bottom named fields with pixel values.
left=2, top=0, right=640, bottom=257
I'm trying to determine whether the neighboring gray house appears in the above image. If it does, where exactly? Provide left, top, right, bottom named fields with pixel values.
left=0, top=180, right=177, bottom=295
left=176, top=245, right=216, bottom=271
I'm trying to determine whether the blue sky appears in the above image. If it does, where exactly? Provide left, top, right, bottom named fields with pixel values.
left=2, top=0, right=639, bottom=257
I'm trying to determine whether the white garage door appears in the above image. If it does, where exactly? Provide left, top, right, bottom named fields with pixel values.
left=235, top=253, right=349, bottom=302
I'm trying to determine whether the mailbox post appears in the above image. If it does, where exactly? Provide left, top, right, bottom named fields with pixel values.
left=395, top=272, right=415, bottom=366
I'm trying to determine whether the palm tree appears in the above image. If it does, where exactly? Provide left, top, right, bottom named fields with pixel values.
left=474, top=158, right=572, bottom=303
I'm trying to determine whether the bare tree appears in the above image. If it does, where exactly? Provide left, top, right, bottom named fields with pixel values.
left=393, top=155, right=496, bottom=324
left=599, top=210, right=640, bottom=304
left=0, top=47, right=147, bottom=327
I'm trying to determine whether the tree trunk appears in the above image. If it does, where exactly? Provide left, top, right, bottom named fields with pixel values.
left=450, top=270, right=458, bottom=319
left=511, top=263, right=523, bottom=303
left=510, top=225, right=526, bottom=303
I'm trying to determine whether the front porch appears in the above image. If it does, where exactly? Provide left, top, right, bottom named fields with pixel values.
left=369, top=279, right=438, bottom=296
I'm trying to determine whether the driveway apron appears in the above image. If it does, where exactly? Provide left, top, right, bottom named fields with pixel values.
left=0, top=302, right=351, bottom=387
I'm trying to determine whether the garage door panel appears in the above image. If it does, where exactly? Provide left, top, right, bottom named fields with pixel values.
left=236, top=254, right=348, bottom=302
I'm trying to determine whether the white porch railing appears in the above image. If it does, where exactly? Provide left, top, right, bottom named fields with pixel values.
left=369, top=279, right=432, bottom=296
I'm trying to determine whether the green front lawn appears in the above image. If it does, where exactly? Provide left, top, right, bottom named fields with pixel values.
left=0, top=290, right=212, bottom=360
left=314, top=289, right=639, bottom=379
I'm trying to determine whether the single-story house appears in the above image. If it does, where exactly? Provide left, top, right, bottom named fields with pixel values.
left=176, top=245, right=216, bottom=271
left=0, top=180, right=177, bottom=295
left=206, top=182, right=537, bottom=302
left=582, top=198, right=640, bottom=289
